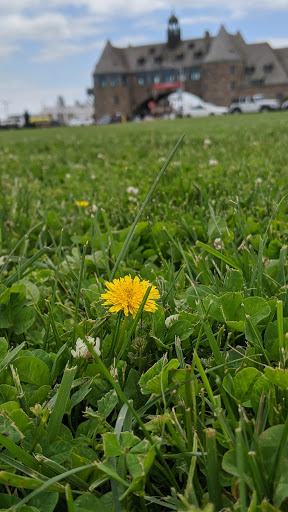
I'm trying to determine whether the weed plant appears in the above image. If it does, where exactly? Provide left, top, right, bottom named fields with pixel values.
left=0, top=113, right=288, bottom=511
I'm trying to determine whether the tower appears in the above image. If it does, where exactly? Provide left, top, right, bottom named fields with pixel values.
left=167, top=13, right=181, bottom=49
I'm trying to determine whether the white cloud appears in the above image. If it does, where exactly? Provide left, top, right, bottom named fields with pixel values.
left=266, top=37, right=288, bottom=48
left=32, top=41, right=102, bottom=62
left=0, top=13, right=105, bottom=42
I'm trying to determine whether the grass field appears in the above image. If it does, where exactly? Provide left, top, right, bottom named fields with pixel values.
left=1, top=113, right=288, bottom=511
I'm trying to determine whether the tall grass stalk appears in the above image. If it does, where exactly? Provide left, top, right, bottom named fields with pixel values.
left=110, top=134, right=185, bottom=279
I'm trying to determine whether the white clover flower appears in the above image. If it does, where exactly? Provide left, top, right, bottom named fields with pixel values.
left=203, top=138, right=212, bottom=148
left=209, top=159, right=219, bottom=166
left=97, top=153, right=104, bottom=159
left=65, top=173, right=71, bottom=179
left=214, top=238, right=224, bottom=250
left=0, top=256, right=6, bottom=266
left=126, top=186, right=139, bottom=196
left=128, top=195, right=137, bottom=202
left=71, top=336, right=100, bottom=359
left=165, top=314, right=180, bottom=328
left=255, top=177, right=262, bottom=184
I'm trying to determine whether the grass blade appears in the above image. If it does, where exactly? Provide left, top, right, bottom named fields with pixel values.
left=110, top=134, right=185, bottom=279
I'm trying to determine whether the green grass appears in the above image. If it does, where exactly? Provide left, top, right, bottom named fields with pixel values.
left=1, top=113, right=288, bottom=511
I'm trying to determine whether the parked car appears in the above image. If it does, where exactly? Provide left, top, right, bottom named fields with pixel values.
left=281, top=99, right=288, bottom=110
left=229, top=94, right=280, bottom=114
left=168, top=92, right=228, bottom=117
left=68, top=116, right=94, bottom=126
left=0, top=115, right=24, bottom=129
left=183, top=102, right=228, bottom=117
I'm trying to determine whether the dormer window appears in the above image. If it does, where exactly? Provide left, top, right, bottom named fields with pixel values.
left=137, top=57, right=146, bottom=65
left=149, top=48, right=155, bottom=55
left=263, top=64, right=273, bottom=73
left=245, top=66, right=255, bottom=75
left=176, top=53, right=184, bottom=61
left=194, top=51, right=203, bottom=59
left=154, top=56, right=163, bottom=64
left=188, top=42, right=195, bottom=49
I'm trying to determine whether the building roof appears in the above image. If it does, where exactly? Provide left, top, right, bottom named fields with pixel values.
left=94, top=21, right=288, bottom=87
left=95, top=36, right=211, bottom=75
left=204, top=25, right=242, bottom=63
left=241, top=42, right=288, bottom=85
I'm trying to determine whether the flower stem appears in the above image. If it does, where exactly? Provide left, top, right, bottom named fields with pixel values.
left=115, top=315, right=128, bottom=355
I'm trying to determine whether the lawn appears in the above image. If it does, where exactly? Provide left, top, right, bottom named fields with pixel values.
left=1, top=113, right=288, bottom=511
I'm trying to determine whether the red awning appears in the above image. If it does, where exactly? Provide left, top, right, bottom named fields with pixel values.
left=152, top=81, right=182, bottom=90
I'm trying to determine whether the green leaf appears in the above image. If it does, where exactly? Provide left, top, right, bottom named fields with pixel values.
left=97, top=390, right=118, bottom=419
left=265, top=367, right=288, bottom=389
left=139, top=355, right=179, bottom=395
left=120, top=444, right=156, bottom=500
left=28, top=385, right=51, bottom=408
left=186, top=284, right=217, bottom=309
left=165, top=320, right=194, bottom=344
left=0, top=342, right=25, bottom=375
left=223, top=269, right=244, bottom=293
left=0, top=412, right=23, bottom=442
left=45, top=440, right=72, bottom=464
left=13, top=356, right=51, bottom=386
left=233, top=368, right=262, bottom=403
left=208, top=216, right=227, bottom=240
left=0, top=338, right=8, bottom=360
left=222, top=368, right=262, bottom=405
left=29, top=492, right=59, bottom=512
left=74, top=495, right=110, bottom=512
left=47, top=365, right=77, bottom=442
left=264, top=318, right=288, bottom=360
left=103, top=432, right=123, bottom=457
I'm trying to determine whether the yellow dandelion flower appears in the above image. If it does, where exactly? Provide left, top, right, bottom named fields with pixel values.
left=100, top=275, right=160, bottom=318
left=75, top=200, right=89, bottom=207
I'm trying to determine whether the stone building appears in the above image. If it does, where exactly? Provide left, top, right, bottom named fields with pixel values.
left=91, top=14, right=288, bottom=120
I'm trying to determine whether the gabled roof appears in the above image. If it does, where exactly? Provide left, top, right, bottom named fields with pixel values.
left=95, top=40, right=128, bottom=73
left=241, top=42, right=288, bottom=85
left=93, top=24, right=288, bottom=87
left=203, top=26, right=242, bottom=63
left=274, top=47, right=288, bottom=75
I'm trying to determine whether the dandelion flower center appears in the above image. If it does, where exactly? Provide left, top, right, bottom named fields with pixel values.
left=100, top=275, right=160, bottom=318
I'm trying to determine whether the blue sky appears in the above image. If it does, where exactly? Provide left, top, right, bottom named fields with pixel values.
left=1, top=0, right=288, bottom=117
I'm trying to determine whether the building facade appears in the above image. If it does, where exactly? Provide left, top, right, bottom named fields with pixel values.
left=91, top=15, right=288, bottom=120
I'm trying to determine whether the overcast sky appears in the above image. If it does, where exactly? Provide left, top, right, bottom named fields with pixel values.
left=1, top=0, right=288, bottom=117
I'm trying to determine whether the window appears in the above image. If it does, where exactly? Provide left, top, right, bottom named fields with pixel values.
left=194, top=51, right=203, bottom=59
left=176, top=53, right=184, bottom=61
left=154, top=56, right=163, bottom=64
left=122, top=75, right=128, bottom=86
left=110, top=75, right=119, bottom=87
left=137, top=57, right=146, bottom=65
left=263, top=64, right=273, bottom=73
left=114, top=95, right=119, bottom=105
left=230, top=81, right=235, bottom=91
left=251, top=79, right=263, bottom=87
left=99, top=75, right=107, bottom=87
left=152, top=73, right=161, bottom=84
left=230, top=65, right=235, bottom=75
left=190, top=67, right=200, bottom=81
left=149, top=47, right=155, bottom=54
left=188, top=42, right=194, bottom=49
left=245, top=66, right=255, bottom=75
left=138, top=75, right=146, bottom=86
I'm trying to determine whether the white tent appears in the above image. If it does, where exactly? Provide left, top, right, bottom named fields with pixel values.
left=168, top=91, right=204, bottom=114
